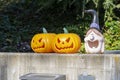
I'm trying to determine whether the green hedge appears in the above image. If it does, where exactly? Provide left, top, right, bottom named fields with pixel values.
left=0, top=0, right=120, bottom=52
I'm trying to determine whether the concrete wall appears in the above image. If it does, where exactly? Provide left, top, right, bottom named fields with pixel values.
left=0, top=52, right=120, bottom=80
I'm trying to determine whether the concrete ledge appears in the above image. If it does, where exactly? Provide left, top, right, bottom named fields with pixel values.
left=0, top=52, right=120, bottom=80
left=105, top=50, right=120, bottom=54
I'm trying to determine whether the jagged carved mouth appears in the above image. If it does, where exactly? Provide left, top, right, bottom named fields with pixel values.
left=55, top=43, right=73, bottom=50
left=88, top=40, right=99, bottom=48
left=33, top=43, right=45, bottom=49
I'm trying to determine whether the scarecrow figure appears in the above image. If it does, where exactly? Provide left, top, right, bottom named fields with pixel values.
left=84, top=9, right=104, bottom=54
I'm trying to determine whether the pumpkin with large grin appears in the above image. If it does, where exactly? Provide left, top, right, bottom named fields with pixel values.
left=52, top=28, right=81, bottom=53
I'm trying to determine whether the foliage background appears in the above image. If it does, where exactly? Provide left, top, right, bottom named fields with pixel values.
left=0, top=0, right=120, bottom=52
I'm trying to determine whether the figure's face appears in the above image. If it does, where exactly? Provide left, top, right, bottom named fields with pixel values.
left=87, top=32, right=99, bottom=49
left=84, top=29, right=104, bottom=53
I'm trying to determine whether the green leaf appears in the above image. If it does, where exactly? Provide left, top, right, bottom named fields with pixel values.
left=92, top=0, right=99, bottom=7
left=116, top=4, right=120, bottom=8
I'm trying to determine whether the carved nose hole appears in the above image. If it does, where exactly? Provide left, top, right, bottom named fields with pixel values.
left=62, top=42, right=64, bottom=44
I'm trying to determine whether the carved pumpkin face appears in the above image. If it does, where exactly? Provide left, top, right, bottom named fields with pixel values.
left=84, top=29, right=104, bottom=53
left=31, top=33, right=56, bottom=53
left=52, top=33, right=81, bottom=53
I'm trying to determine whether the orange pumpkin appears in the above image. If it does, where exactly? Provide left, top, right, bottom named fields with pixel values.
left=52, top=28, right=81, bottom=53
left=31, top=28, right=56, bottom=53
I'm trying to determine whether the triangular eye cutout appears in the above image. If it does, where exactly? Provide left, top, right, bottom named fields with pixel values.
left=32, top=40, right=34, bottom=43
left=39, top=38, right=42, bottom=42
left=57, top=38, right=61, bottom=43
left=66, top=37, right=70, bottom=42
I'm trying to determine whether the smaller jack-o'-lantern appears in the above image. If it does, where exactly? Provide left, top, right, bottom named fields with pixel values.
left=31, top=28, right=56, bottom=53
left=52, top=28, right=81, bottom=53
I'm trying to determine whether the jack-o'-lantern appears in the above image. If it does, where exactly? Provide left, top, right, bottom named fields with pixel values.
left=52, top=28, right=81, bottom=53
left=31, top=28, right=56, bottom=53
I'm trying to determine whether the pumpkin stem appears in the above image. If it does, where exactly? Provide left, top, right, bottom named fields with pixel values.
left=63, top=27, right=69, bottom=33
left=42, top=27, right=48, bottom=33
